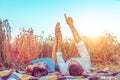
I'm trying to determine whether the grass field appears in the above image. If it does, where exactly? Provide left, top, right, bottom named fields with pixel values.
left=0, top=27, right=120, bottom=72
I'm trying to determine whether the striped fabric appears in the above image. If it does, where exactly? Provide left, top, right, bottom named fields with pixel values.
left=0, top=69, right=118, bottom=80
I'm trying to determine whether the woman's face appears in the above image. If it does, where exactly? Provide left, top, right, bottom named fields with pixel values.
left=68, top=60, right=79, bottom=67
left=37, top=62, right=46, bottom=69
left=26, top=62, right=47, bottom=73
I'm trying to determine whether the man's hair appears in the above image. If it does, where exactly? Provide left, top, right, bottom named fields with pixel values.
left=32, top=67, right=48, bottom=77
left=68, top=64, right=84, bottom=76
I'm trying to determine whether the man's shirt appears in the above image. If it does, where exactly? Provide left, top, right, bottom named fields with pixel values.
left=57, top=40, right=91, bottom=75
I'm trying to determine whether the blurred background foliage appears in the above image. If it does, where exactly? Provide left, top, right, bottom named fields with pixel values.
left=0, top=19, right=120, bottom=71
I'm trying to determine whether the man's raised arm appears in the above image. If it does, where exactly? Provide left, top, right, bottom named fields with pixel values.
left=64, top=13, right=81, bottom=43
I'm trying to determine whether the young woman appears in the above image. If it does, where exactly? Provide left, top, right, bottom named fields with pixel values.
left=25, top=22, right=61, bottom=77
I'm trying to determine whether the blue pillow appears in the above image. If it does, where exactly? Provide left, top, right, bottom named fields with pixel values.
left=31, top=58, right=55, bottom=72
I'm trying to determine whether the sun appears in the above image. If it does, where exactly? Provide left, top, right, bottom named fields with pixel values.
left=80, top=26, right=102, bottom=37
left=76, top=15, right=106, bottom=37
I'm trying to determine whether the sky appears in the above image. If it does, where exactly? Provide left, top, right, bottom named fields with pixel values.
left=0, top=0, right=120, bottom=40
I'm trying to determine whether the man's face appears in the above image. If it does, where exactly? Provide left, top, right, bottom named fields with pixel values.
left=68, top=60, right=79, bottom=67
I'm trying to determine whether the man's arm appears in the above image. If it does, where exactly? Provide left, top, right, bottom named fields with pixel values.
left=56, top=52, right=68, bottom=75
left=64, top=14, right=81, bottom=43
left=64, top=14, right=91, bottom=71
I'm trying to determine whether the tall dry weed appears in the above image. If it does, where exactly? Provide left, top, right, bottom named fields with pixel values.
left=1, top=26, right=120, bottom=70
left=15, top=28, right=42, bottom=63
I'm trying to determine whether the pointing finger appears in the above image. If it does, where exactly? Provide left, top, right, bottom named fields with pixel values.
left=64, top=13, right=67, bottom=20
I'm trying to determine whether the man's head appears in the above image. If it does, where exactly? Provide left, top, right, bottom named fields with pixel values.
left=32, top=67, right=48, bottom=77
left=68, top=60, right=84, bottom=76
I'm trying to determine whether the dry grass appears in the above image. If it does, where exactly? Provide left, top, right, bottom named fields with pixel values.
left=0, top=27, right=120, bottom=71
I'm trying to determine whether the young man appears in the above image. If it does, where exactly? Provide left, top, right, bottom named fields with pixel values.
left=55, top=14, right=92, bottom=76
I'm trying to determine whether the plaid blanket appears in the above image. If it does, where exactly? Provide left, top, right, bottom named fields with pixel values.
left=0, top=69, right=119, bottom=80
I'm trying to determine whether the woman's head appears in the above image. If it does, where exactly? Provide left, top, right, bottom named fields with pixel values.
left=32, top=67, right=48, bottom=77
left=26, top=62, right=48, bottom=77
left=68, top=60, right=84, bottom=76
left=37, top=62, right=46, bottom=69
left=26, top=62, right=47, bottom=72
